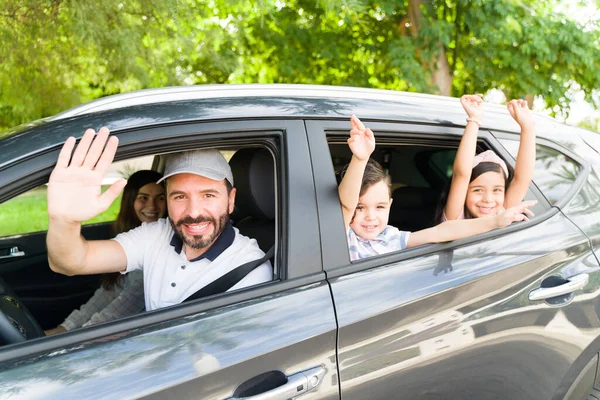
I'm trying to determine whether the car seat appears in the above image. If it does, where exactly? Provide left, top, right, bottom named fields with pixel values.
left=389, top=186, right=440, bottom=232
left=228, top=148, right=276, bottom=254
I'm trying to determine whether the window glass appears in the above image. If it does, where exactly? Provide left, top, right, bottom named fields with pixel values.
left=500, top=140, right=581, bottom=205
left=0, top=155, right=154, bottom=237
left=428, top=149, right=456, bottom=180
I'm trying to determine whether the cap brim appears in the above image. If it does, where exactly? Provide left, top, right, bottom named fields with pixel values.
left=156, top=168, right=230, bottom=184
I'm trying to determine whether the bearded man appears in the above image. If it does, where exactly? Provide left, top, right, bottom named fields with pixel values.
left=47, top=128, right=271, bottom=311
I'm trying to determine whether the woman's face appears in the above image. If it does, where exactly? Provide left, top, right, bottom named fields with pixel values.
left=134, top=183, right=166, bottom=223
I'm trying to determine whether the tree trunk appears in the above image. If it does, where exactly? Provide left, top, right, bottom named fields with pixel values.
left=524, top=94, right=534, bottom=109
left=432, top=47, right=452, bottom=96
left=407, top=0, right=453, bottom=96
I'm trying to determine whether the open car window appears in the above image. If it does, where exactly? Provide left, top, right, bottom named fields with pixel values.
left=0, top=155, right=155, bottom=238
left=0, top=138, right=280, bottom=344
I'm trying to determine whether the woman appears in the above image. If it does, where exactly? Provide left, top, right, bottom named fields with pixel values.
left=45, top=170, right=166, bottom=334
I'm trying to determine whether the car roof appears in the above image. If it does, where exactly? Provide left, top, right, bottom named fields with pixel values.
left=0, top=84, right=587, bottom=169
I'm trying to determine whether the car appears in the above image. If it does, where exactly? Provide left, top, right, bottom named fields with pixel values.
left=0, top=84, right=600, bottom=400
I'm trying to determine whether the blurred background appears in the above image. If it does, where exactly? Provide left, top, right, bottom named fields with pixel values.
left=0, top=0, right=599, bottom=133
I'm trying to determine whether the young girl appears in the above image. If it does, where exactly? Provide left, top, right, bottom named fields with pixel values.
left=338, top=115, right=536, bottom=261
left=441, top=94, right=536, bottom=221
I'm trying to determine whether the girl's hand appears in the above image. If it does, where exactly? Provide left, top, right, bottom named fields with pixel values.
left=348, top=115, right=375, bottom=161
left=494, top=200, right=537, bottom=228
left=460, top=94, right=484, bottom=120
left=507, top=99, right=536, bottom=131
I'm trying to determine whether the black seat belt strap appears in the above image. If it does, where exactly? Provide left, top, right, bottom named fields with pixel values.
left=183, top=245, right=274, bottom=303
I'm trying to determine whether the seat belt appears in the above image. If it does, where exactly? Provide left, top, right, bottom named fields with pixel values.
left=183, top=246, right=274, bottom=303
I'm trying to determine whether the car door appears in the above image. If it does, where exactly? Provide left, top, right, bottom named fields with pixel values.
left=307, top=119, right=600, bottom=400
left=0, top=118, right=339, bottom=400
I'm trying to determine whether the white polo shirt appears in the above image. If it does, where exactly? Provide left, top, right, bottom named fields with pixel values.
left=113, top=219, right=272, bottom=311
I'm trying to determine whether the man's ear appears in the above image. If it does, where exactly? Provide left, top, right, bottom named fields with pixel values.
left=228, top=187, right=236, bottom=214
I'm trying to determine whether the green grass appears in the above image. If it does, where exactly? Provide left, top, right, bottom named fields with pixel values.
left=0, top=186, right=122, bottom=237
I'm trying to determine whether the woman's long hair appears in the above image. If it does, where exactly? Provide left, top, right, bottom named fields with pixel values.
left=434, top=160, right=514, bottom=224
left=102, top=170, right=164, bottom=290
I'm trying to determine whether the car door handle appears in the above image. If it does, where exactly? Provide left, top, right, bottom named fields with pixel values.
left=0, top=247, right=25, bottom=260
left=529, top=273, right=589, bottom=301
left=226, top=366, right=326, bottom=400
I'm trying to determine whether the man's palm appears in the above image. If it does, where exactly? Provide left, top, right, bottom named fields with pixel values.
left=47, top=128, right=126, bottom=224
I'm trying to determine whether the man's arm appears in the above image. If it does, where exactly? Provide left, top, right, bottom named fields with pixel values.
left=47, top=127, right=128, bottom=275
left=408, top=200, right=536, bottom=248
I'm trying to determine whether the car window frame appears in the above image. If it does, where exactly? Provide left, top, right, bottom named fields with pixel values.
left=493, top=131, right=590, bottom=211
left=0, top=118, right=328, bottom=361
left=306, top=118, right=557, bottom=278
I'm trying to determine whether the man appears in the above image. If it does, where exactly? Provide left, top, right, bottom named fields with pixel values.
left=47, top=127, right=272, bottom=311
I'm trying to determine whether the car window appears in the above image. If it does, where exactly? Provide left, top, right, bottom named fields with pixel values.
left=500, top=140, right=581, bottom=205
left=0, top=156, right=154, bottom=237
left=427, top=149, right=456, bottom=180
left=328, top=140, right=451, bottom=236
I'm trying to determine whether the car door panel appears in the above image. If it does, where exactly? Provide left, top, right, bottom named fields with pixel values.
left=0, top=282, right=338, bottom=400
left=0, top=224, right=112, bottom=328
left=557, top=140, right=600, bottom=261
left=304, top=119, right=600, bottom=399
left=327, top=211, right=600, bottom=400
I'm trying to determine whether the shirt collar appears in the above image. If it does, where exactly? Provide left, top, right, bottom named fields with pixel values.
left=355, top=226, right=389, bottom=244
left=170, top=222, right=235, bottom=262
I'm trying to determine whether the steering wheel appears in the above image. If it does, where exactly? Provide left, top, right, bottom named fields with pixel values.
left=0, top=276, right=44, bottom=344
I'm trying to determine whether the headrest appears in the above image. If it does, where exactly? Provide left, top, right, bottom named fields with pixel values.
left=229, top=148, right=275, bottom=220
left=391, top=186, right=439, bottom=208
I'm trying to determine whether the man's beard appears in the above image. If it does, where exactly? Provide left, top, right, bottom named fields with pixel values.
left=170, top=213, right=230, bottom=250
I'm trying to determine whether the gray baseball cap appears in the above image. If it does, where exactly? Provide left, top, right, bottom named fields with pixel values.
left=157, top=149, right=234, bottom=186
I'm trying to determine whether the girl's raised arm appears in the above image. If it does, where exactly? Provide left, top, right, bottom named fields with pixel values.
left=444, top=94, right=484, bottom=220
left=338, top=115, right=375, bottom=229
left=504, top=99, right=536, bottom=209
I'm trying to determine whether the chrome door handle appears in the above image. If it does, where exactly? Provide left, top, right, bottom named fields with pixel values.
left=0, top=247, right=25, bottom=260
left=226, top=366, right=325, bottom=400
left=529, top=273, right=589, bottom=301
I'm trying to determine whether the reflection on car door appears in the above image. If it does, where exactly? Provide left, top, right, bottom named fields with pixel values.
left=327, top=212, right=600, bottom=399
left=0, top=283, right=338, bottom=399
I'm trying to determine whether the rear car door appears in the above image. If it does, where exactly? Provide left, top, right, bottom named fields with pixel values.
left=307, top=119, right=600, bottom=400
left=0, top=118, right=339, bottom=400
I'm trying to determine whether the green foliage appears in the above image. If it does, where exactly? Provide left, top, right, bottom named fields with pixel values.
left=0, top=186, right=121, bottom=237
left=0, top=0, right=599, bottom=130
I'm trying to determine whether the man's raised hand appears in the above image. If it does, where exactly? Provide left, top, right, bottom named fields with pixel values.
left=47, top=128, right=127, bottom=224
left=348, top=114, right=375, bottom=161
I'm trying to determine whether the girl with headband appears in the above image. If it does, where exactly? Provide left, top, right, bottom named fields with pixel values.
left=438, top=94, right=536, bottom=222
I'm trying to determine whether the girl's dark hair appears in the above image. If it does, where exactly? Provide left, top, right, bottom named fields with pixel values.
left=102, top=170, right=164, bottom=290
left=340, top=158, right=392, bottom=197
left=434, top=159, right=514, bottom=224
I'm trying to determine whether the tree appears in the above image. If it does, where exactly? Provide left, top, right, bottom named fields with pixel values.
left=1, top=0, right=599, bottom=130
left=0, top=0, right=198, bottom=129
left=232, top=0, right=600, bottom=113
